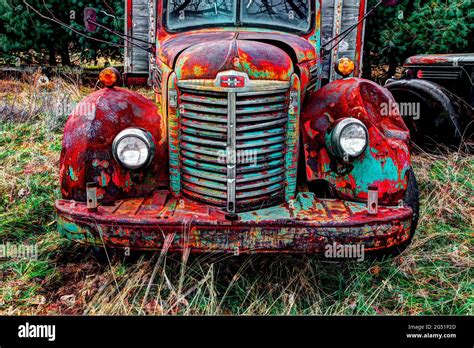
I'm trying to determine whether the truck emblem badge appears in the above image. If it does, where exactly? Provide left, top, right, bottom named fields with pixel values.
left=220, top=75, right=245, bottom=88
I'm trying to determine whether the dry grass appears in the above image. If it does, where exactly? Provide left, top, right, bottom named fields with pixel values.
left=0, top=78, right=472, bottom=316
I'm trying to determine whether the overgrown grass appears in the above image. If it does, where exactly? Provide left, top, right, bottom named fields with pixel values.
left=0, top=78, right=472, bottom=315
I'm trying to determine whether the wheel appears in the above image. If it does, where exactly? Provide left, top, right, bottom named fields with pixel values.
left=372, top=168, right=420, bottom=257
left=90, top=246, right=122, bottom=262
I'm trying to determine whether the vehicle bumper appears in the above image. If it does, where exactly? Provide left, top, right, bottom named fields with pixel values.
left=56, top=191, right=413, bottom=253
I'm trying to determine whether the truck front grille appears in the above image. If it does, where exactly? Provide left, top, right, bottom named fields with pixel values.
left=417, top=68, right=462, bottom=80
left=178, top=85, right=289, bottom=212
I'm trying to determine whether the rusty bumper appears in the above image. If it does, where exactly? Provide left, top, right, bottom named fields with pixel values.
left=56, top=191, right=413, bottom=253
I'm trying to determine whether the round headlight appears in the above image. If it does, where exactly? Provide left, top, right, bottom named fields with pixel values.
left=328, top=118, right=368, bottom=159
left=112, top=128, right=155, bottom=169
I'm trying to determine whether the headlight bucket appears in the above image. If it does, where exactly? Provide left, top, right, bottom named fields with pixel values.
left=112, top=128, right=155, bottom=170
left=327, top=118, right=369, bottom=159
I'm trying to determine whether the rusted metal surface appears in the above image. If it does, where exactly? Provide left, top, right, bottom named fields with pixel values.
left=301, top=78, right=411, bottom=206
left=56, top=192, right=412, bottom=252
left=59, top=87, right=169, bottom=202
left=404, top=54, right=474, bottom=67
left=174, top=38, right=294, bottom=81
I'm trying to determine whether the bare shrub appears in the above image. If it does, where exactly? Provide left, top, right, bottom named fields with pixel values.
left=0, top=71, right=82, bottom=131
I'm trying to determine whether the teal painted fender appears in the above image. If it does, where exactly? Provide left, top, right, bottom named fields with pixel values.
left=301, top=78, right=412, bottom=205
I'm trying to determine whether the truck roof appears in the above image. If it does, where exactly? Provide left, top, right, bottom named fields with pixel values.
left=404, top=53, right=474, bottom=67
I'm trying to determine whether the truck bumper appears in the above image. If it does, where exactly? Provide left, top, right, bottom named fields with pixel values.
left=56, top=191, right=413, bottom=253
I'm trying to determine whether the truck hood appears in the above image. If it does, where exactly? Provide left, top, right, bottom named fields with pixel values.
left=158, top=31, right=316, bottom=80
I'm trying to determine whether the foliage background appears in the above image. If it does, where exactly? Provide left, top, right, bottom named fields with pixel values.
left=363, top=0, right=474, bottom=78
left=1, top=0, right=473, bottom=68
left=0, top=0, right=123, bottom=65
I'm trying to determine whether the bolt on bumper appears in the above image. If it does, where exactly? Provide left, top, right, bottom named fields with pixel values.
left=55, top=191, right=413, bottom=253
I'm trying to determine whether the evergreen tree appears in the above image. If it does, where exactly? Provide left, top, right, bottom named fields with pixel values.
left=364, top=0, right=473, bottom=79
left=0, top=0, right=124, bottom=65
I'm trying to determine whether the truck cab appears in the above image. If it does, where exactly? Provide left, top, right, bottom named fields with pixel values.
left=56, top=0, right=419, bottom=254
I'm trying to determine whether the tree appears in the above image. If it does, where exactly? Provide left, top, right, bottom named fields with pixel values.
left=363, top=0, right=474, bottom=80
left=0, top=0, right=124, bottom=66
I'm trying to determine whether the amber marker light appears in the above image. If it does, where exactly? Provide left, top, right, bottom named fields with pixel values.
left=335, top=57, right=355, bottom=78
left=99, top=67, right=120, bottom=87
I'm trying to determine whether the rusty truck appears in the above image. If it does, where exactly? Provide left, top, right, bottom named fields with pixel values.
left=56, top=0, right=419, bottom=255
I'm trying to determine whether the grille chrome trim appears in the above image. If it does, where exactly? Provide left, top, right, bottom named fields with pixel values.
left=178, top=77, right=290, bottom=93
left=227, top=92, right=237, bottom=213
left=177, top=71, right=291, bottom=212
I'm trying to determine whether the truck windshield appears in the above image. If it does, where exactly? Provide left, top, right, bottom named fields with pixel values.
left=241, top=0, right=311, bottom=32
left=166, top=0, right=311, bottom=32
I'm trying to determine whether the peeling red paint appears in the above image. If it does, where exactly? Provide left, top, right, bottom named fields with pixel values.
left=301, top=78, right=411, bottom=205
left=60, top=87, right=169, bottom=202
left=56, top=192, right=412, bottom=252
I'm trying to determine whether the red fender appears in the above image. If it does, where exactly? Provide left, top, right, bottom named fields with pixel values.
left=301, top=78, right=411, bottom=205
left=60, top=87, right=168, bottom=202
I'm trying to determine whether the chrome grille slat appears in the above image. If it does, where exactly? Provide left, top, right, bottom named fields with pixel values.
left=236, top=159, right=285, bottom=174
left=182, top=182, right=227, bottom=199
left=181, top=111, right=227, bottom=123
left=181, top=157, right=226, bottom=174
left=181, top=150, right=220, bottom=163
left=236, top=95, right=287, bottom=105
left=181, top=94, right=228, bottom=105
left=237, top=89, right=288, bottom=96
left=236, top=174, right=286, bottom=190
left=237, top=136, right=286, bottom=149
left=181, top=134, right=227, bottom=148
left=180, top=88, right=228, bottom=98
left=178, top=83, right=289, bottom=211
left=181, top=127, right=226, bottom=139
left=182, top=167, right=227, bottom=183
left=236, top=183, right=282, bottom=199
left=235, top=103, right=287, bottom=114
left=181, top=118, right=227, bottom=132
left=237, top=118, right=287, bottom=131
left=181, top=142, right=222, bottom=157
left=237, top=167, right=286, bottom=183
left=236, top=128, right=286, bottom=140
left=182, top=174, right=227, bottom=191
left=182, top=103, right=228, bottom=115
left=237, top=112, right=287, bottom=123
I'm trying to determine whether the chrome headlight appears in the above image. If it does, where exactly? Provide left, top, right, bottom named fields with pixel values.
left=112, top=128, right=155, bottom=169
left=328, top=118, right=368, bottom=159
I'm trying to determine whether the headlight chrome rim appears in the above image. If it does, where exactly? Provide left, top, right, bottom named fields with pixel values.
left=112, top=128, right=155, bottom=170
left=328, top=118, right=369, bottom=159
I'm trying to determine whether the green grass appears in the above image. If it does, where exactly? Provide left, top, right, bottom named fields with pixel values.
left=0, top=79, right=472, bottom=315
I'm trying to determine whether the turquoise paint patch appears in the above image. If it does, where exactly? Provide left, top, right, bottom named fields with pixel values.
left=62, top=221, right=79, bottom=233
left=69, top=167, right=78, bottom=181
left=349, top=150, right=403, bottom=194
left=101, top=173, right=107, bottom=187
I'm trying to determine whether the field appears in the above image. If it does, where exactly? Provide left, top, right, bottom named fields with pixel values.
left=0, top=77, right=472, bottom=315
